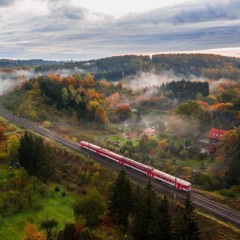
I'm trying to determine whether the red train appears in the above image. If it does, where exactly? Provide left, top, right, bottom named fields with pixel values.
left=80, top=141, right=191, bottom=191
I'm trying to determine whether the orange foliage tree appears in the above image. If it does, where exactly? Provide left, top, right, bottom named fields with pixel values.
left=105, top=93, right=120, bottom=106
left=0, top=127, right=6, bottom=141
left=23, top=224, right=46, bottom=240
left=80, top=73, right=95, bottom=86
left=116, top=104, right=131, bottom=121
left=95, top=106, right=109, bottom=126
left=48, top=73, right=61, bottom=81
left=63, top=76, right=76, bottom=87
left=210, top=102, right=233, bottom=111
left=86, top=89, right=100, bottom=101
left=159, top=140, right=168, bottom=152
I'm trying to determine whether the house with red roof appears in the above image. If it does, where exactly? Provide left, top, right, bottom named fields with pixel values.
left=208, top=128, right=226, bottom=144
left=196, top=128, right=227, bottom=154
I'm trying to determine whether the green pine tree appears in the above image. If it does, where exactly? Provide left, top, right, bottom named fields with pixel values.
left=157, top=195, right=171, bottom=240
left=109, top=169, right=132, bottom=226
left=133, top=181, right=158, bottom=240
left=172, top=194, right=201, bottom=240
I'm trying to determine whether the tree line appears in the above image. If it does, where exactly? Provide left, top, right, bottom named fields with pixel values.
left=23, top=169, right=200, bottom=240
left=19, top=131, right=56, bottom=182
left=16, top=73, right=132, bottom=126
left=33, top=54, right=240, bottom=81
left=108, top=170, right=200, bottom=240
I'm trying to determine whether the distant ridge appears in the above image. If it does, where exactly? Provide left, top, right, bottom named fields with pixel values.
left=1, top=53, right=240, bottom=81
left=0, top=59, right=61, bottom=68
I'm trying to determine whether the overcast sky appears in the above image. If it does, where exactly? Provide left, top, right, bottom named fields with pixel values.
left=0, top=0, right=240, bottom=60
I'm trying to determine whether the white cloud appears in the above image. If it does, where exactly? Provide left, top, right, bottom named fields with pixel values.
left=0, top=0, right=239, bottom=60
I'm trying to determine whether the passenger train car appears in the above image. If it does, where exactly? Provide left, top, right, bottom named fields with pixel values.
left=80, top=141, right=191, bottom=191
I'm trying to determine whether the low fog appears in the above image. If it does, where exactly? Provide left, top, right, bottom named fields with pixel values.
left=0, top=67, right=85, bottom=95
left=123, top=70, right=209, bottom=90
left=123, top=71, right=179, bottom=90
left=0, top=69, right=35, bottom=95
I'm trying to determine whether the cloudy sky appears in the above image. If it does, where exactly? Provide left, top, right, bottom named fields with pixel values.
left=0, top=0, right=240, bottom=60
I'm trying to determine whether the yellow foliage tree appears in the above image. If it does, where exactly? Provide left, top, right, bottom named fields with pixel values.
left=95, top=106, right=109, bottom=125
left=7, top=135, right=20, bottom=162
left=159, top=140, right=168, bottom=152
left=23, top=224, right=46, bottom=240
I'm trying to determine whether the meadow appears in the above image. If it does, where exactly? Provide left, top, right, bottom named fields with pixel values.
left=0, top=183, right=76, bottom=240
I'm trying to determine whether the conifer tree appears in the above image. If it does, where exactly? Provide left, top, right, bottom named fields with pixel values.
left=18, top=131, right=55, bottom=182
left=133, top=181, right=158, bottom=240
left=109, top=169, right=132, bottom=226
left=19, top=131, right=31, bottom=168
left=156, top=195, right=171, bottom=240
left=172, top=194, right=200, bottom=240
left=57, top=223, right=77, bottom=240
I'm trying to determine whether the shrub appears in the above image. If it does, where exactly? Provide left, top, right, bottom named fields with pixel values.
left=62, top=192, right=66, bottom=197
left=219, top=189, right=235, bottom=198
left=55, top=187, right=60, bottom=192
left=32, top=202, right=44, bottom=211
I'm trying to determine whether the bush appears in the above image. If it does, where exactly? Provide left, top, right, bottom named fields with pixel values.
left=32, top=202, right=44, bottom=211
left=0, top=152, right=8, bottom=162
left=219, top=189, right=235, bottom=198
left=55, top=187, right=60, bottom=192
left=62, top=192, right=66, bottom=197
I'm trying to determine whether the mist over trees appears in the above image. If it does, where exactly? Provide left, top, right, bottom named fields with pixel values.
left=2, top=53, right=240, bottom=82
left=34, top=54, right=240, bottom=81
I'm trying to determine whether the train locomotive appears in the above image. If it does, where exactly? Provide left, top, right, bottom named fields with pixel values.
left=80, top=141, right=191, bottom=191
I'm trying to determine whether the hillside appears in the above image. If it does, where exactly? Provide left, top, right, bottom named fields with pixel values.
left=0, top=56, right=240, bottom=239
left=1, top=54, right=240, bottom=81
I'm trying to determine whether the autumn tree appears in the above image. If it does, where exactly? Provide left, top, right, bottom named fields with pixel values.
left=57, top=223, right=83, bottom=240
left=95, top=106, right=109, bottom=126
left=0, top=127, right=6, bottom=141
left=73, top=188, right=106, bottom=226
left=116, top=104, right=131, bottom=121
left=7, top=135, right=20, bottom=162
left=23, top=223, right=46, bottom=240
left=40, top=219, right=58, bottom=240
left=216, top=126, right=240, bottom=187
left=176, top=100, right=212, bottom=128
left=61, top=87, right=69, bottom=107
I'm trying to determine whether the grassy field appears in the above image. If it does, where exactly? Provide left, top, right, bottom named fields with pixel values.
left=0, top=184, right=76, bottom=240
left=101, top=130, right=213, bottom=172
left=0, top=116, right=23, bottom=135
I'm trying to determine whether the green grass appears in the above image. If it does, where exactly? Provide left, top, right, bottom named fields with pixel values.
left=0, top=116, right=23, bottom=135
left=173, top=157, right=213, bottom=169
left=104, top=134, right=139, bottom=146
left=0, top=184, right=76, bottom=240
left=103, top=133, right=213, bottom=171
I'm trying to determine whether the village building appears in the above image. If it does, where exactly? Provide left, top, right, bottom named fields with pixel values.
left=208, top=128, right=227, bottom=144
left=196, top=128, right=226, bottom=154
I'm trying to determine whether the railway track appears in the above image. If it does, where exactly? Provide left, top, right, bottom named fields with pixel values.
left=0, top=105, right=240, bottom=228
left=191, top=192, right=240, bottom=226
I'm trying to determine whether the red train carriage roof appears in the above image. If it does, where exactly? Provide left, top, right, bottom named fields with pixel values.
left=152, top=169, right=191, bottom=187
left=81, top=141, right=153, bottom=171
left=81, top=141, right=191, bottom=187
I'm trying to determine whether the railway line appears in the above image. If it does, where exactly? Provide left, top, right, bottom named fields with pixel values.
left=0, top=105, right=240, bottom=228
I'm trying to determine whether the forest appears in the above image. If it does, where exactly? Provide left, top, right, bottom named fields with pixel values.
left=0, top=126, right=204, bottom=240
left=1, top=53, right=240, bottom=81
left=0, top=54, right=240, bottom=239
